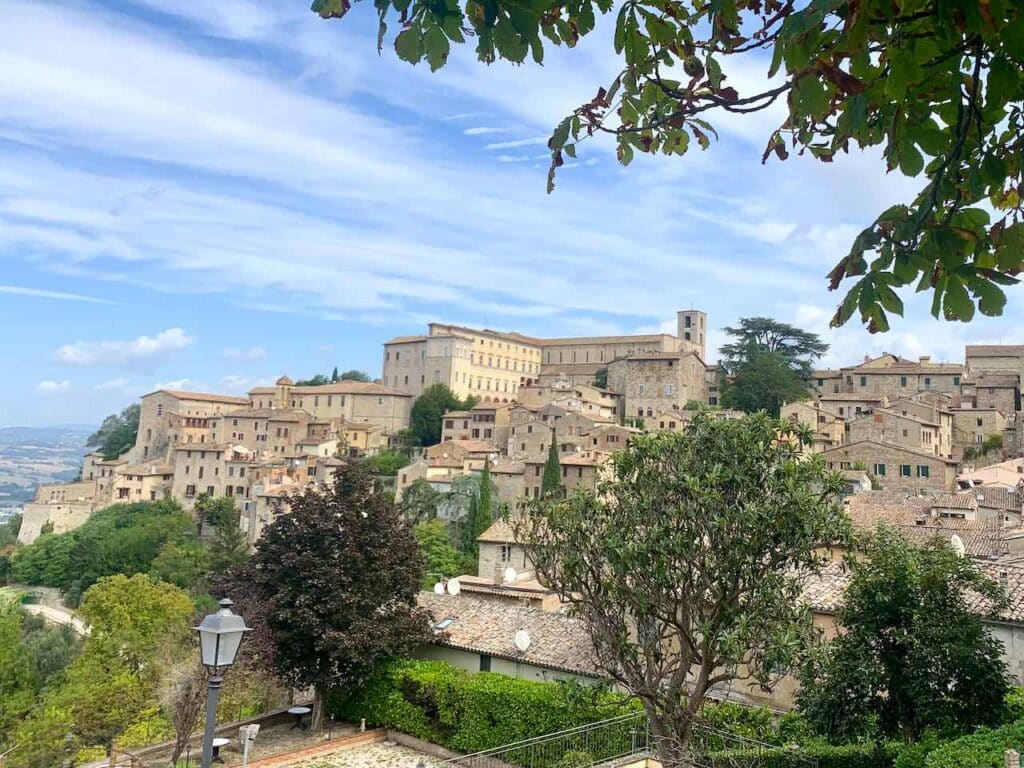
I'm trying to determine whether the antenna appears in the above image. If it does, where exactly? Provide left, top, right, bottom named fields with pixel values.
left=514, top=629, right=532, bottom=653
left=447, top=577, right=461, bottom=596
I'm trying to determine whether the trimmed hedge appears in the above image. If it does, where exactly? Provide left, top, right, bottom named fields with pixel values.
left=922, top=721, right=1024, bottom=768
left=327, top=659, right=635, bottom=754
left=710, top=742, right=898, bottom=768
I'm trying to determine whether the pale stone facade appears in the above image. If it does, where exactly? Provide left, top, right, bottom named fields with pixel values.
left=131, top=389, right=249, bottom=464
left=847, top=409, right=953, bottom=458
left=109, top=463, right=174, bottom=503
left=606, top=352, right=706, bottom=421
left=821, top=440, right=958, bottom=491
left=18, top=481, right=100, bottom=544
left=780, top=401, right=845, bottom=452
left=248, top=378, right=412, bottom=434
left=811, top=354, right=963, bottom=401
left=951, top=407, right=1009, bottom=457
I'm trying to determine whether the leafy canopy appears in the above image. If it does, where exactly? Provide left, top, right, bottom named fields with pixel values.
left=311, top=0, right=1024, bottom=332
left=237, top=462, right=430, bottom=725
left=87, top=404, right=140, bottom=461
left=518, top=414, right=849, bottom=766
left=409, top=384, right=478, bottom=446
left=798, top=526, right=1010, bottom=743
left=720, top=350, right=811, bottom=415
left=719, top=317, right=828, bottom=378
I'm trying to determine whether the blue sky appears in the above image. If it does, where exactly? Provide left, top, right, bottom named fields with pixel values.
left=3, top=0, right=1024, bottom=428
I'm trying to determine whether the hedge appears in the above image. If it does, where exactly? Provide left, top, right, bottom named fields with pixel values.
left=921, top=721, right=1024, bottom=768
left=709, top=742, right=898, bottom=768
left=327, top=659, right=636, bottom=756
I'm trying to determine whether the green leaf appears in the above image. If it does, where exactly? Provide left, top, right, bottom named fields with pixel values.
left=943, top=278, right=974, bottom=321
left=311, top=0, right=348, bottom=18
left=972, top=279, right=1007, bottom=317
left=394, top=26, right=424, bottom=64
left=987, top=56, right=1020, bottom=109
left=423, top=24, right=450, bottom=70
left=876, top=282, right=904, bottom=316
left=898, top=143, right=924, bottom=177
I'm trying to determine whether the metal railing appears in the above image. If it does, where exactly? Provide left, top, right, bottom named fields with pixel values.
left=441, top=712, right=650, bottom=768
left=439, top=713, right=819, bottom=768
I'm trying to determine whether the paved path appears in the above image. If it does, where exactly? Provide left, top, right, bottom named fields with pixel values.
left=23, top=602, right=89, bottom=635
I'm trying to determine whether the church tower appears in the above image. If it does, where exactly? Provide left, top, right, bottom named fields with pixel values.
left=676, top=310, right=707, bottom=359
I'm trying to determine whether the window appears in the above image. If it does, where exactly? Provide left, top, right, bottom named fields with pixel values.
left=954, top=376, right=960, bottom=386
left=900, top=465, right=911, bottom=477
left=977, top=434, right=984, bottom=444
left=198, top=466, right=204, bottom=479
left=206, top=486, right=214, bottom=496
left=445, top=420, right=454, bottom=429
left=917, top=465, right=930, bottom=478
left=924, top=377, right=931, bottom=389
left=900, top=376, right=907, bottom=386
left=664, top=385, right=674, bottom=396
left=817, top=378, right=823, bottom=387
left=902, top=429, right=908, bottom=438
left=500, top=544, right=512, bottom=563
left=638, top=384, right=644, bottom=395
left=185, top=484, right=196, bottom=497
left=479, top=655, right=492, bottom=672
left=873, top=463, right=886, bottom=476
left=860, top=376, right=866, bottom=387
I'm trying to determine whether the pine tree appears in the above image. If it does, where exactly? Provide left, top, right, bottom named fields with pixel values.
left=460, top=490, right=481, bottom=556
left=541, top=428, right=562, bottom=496
left=331, top=366, right=339, bottom=383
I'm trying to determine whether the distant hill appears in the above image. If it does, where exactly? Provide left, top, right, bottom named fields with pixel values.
left=0, top=425, right=94, bottom=507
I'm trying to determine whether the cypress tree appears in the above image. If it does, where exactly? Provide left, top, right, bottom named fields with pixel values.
left=541, top=428, right=562, bottom=496
left=331, top=366, right=340, bottom=383
left=477, top=456, right=493, bottom=532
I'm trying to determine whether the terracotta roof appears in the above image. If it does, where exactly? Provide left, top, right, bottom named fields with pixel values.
left=538, top=333, right=673, bottom=346
left=385, top=335, right=427, bottom=344
left=215, top=408, right=307, bottom=420
left=275, top=375, right=293, bottom=386
left=417, top=592, right=600, bottom=677
left=144, top=389, right=250, bottom=405
left=818, top=393, right=887, bottom=401
left=121, top=464, right=173, bottom=476
left=974, top=487, right=1022, bottom=511
left=812, top=370, right=842, bottom=378
left=801, top=560, right=1024, bottom=624
left=478, top=517, right=519, bottom=543
left=845, top=491, right=1013, bottom=558
left=967, top=345, right=1024, bottom=357
left=443, top=410, right=474, bottom=418
left=965, top=373, right=1020, bottom=387
left=929, top=493, right=978, bottom=510
left=822, top=439, right=959, bottom=464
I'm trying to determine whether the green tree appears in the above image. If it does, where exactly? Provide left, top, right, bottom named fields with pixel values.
left=208, top=507, right=249, bottom=574
left=517, top=414, right=848, bottom=768
left=149, top=540, right=211, bottom=589
left=10, top=533, right=76, bottom=587
left=409, top=384, right=477, bottom=446
left=720, top=351, right=811, bottom=416
left=460, top=457, right=495, bottom=560
left=87, top=404, right=140, bottom=461
left=593, top=368, right=608, bottom=389
left=541, top=428, right=562, bottom=496
left=313, top=0, right=1024, bottom=332
left=237, top=462, right=430, bottom=730
left=398, top=478, right=440, bottom=524
left=195, top=494, right=237, bottom=531
left=78, top=573, right=194, bottom=674
left=798, top=526, right=1009, bottom=743
left=331, top=366, right=340, bottom=383
left=0, top=513, right=22, bottom=549
left=340, top=369, right=371, bottom=382
left=0, top=598, right=36, bottom=746
left=415, top=519, right=466, bottom=587
left=365, top=449, right=411, bottom=476
left=719, top=317, right=829, bottom=378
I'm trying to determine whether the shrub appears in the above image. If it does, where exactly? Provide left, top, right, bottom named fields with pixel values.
left=1004, top=688, right=1024, bottom=723
left=924, top=720, right=1024, bottom=768
left=327, top=659, right=634, bottom=758
left=710, top=741, right=898, bottom=768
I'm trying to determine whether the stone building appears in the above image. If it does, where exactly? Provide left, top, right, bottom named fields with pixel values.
left=966, top=345, right=1024, bottom=378
left=950, top=407, right=1009, bottom=457
left=522, top=452, right=610, bottom=499
left=846, top=409, right=953, bottom=458
left=109, top=463, right=174, bottom=503
left=18, top=481, right=100, bottom=544
left=780, top=401, right=845, bottom=452
left=820, top=440, right=959, bottom=491
left=606, top=351, right=706, bottom=421
left=962, top=371, right=1020, bottom=414
left=382, top=310, right=708, bottom=401
left=130, top=389, right=250, bottom=463
left=815, top=393, right=889, bottom=420
left=811, top=354, right=963, bottom=400
left=208, top=408, right=310, bottom=456
left=248, top=377, right=412, bottom=434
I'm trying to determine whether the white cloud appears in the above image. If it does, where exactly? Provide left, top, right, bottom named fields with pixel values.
left=54, top=328, right=193, bottom=371
left=464, top=126, right=509, bottom=136
left=0, top=284, right=110, bottom=303
left=36, top=379, right=71, bottom=394
left=484, top=136, right=549, bottom=150
left=222, top=346, right=267, bottom=361
left=95, top=377, right=132, bottom=391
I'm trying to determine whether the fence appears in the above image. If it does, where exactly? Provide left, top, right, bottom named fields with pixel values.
left=440, top=713, right=819, bottom=768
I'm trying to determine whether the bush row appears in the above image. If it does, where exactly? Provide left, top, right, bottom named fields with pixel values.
left=710, top=742, right=899, bottom=768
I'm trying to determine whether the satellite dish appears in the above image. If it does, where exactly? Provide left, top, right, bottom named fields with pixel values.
left=950, top=534, right=966, bottom=557
left=514, top=630, right=532, bottom=653
left=447, top=578, right=461, bottom=596
left=433, top=582, right=445, bottom=594
left=503, top=566, right=517, bottom=583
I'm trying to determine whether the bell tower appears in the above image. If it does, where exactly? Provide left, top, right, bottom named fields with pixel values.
left=676, top=310, right=707, bottom=359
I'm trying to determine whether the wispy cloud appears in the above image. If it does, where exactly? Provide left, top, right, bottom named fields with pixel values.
left=36, top=379, right=71, bottom=394
left=464, top=126, right=509, bottom=136
left=0, top=284, right=110, bottom=303
left=484, top=136, right=549, bottom=150
left=54, top=328, right=193, bottom=371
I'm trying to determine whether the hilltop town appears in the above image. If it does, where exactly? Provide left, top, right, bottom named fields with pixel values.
left=21, top=311, right=1024, bottom=561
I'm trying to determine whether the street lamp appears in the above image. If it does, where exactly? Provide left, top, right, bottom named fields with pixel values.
left=195, top=598, right=251, bottom=768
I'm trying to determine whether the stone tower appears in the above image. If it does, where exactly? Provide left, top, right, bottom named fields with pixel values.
left=677, top=310, right=707, bottom=359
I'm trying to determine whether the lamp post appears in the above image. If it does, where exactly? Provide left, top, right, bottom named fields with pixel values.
left=195, top=598, right=251, bottom=768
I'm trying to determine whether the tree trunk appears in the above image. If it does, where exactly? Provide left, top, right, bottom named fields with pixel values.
left=168, top=737, right=186, bottom=767
left=310, top=687, right=325, bottom=733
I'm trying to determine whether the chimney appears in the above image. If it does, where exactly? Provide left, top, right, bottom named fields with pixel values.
left=1000, top=569, right=1009, bottom=591
left=920, top=356, right=931, bottom=364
